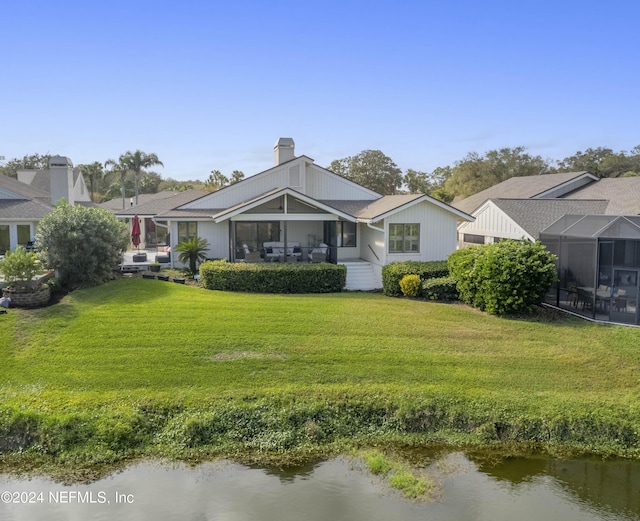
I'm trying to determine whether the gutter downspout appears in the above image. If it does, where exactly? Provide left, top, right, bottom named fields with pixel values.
left=366, top=220, right=384, bottom=233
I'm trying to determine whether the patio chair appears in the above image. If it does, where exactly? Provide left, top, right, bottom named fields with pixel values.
left=568, top=285, right=578, bottom=307
left=242, top=244, right=262, bottom=263
left=614, top=289, right=628, bottom=312
left=308, top=243, right=328, bottom=263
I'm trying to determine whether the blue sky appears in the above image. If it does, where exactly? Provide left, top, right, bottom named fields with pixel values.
left=2, top=0, right=639, bottom=181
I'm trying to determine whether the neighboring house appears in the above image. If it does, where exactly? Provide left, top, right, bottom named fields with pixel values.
left=453, top=172, right=600, bottom=246
left=99, top=190, right=184, bottom=212
left=452, top=172, right=640, bottom=326
left=115, top=138, right=474, bottom=289
left=0, top=156, right=88, bottom=254
left=112, top=189, right=208, bottom=249
left=17, top=161, right=92, bottom=206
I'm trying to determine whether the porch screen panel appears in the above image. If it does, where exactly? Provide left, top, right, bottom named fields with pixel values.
left=0, top=225, right=9, bottom=254
left=17, top=225, right=31, bottom=245
left=235, top=222, right=280, bottom=252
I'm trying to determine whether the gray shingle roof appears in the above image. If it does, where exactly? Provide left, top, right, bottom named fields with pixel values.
left=0, top=199, right=53, bottom=219
left=320, top=195, right=424, bottom=220
left=561, top=177, right=640, bottom=215
left=99, top=190, right=183, bottom=211
left=114, top=190, right=208, bottom=216
left=451, top=172, right=594, bottom=214
left=490, top=198, right=610, bottom=239
left=0, top=174, right=52, bottom=202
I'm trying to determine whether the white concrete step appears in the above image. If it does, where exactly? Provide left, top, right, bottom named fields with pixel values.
left=340, top=261, right=380, bottom=291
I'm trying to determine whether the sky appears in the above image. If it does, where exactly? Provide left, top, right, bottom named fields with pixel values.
left=1, top=0, right=639, bottom=182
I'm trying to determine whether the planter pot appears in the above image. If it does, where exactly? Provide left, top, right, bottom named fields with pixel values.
left=150, top=265, right=161, bottom=272
left=2, top=285, right=51, bottom=308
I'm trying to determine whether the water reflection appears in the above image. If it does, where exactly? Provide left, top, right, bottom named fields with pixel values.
left=0, top=454, right=638, bottom=521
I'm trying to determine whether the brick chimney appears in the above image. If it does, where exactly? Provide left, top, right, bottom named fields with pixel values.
left=48, top=156, right=75, bottom=205
left=274, top=138, right=295, bottom=165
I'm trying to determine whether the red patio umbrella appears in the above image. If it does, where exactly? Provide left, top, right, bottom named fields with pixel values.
left=131, top=214, right=141, bottom=252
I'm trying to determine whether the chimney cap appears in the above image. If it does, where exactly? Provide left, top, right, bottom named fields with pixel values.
left=49, top=155, right=73, bottom=168
left=274, top=137, right=294, bottom=149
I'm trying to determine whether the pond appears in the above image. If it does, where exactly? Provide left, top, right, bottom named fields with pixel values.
left=1, top=452, right=639, bottom=521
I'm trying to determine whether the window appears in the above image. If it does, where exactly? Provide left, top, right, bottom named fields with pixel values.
left=234, top=221, right=280, bottom=254
left=389, top=223, right=420, bottom=253
left=17, top=225, right=31, bottom=245
left=463, top=234, right=485, bottom=245
left=338, top=221, right=356, bottom=247
left=177, top=222, right=198, bottom=243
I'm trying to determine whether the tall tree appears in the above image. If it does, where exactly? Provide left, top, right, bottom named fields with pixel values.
left=0, top=153, right=51, bottom=178
left=104, top=158, right=131, bottom=209
left=204, top=170, right=229, bottom=191
left=329, top=150, right=403, bottom=195
left=118, top=150, right=164, bottom=204
left=78, top=161, right=105, bottom=202
left=230, top=170, right=245, bottom=184
left=404, top=169, right=431, bottom=194
left=557, top=147, right=615, bottom=177
left=445, top=147, right=552, bottom=198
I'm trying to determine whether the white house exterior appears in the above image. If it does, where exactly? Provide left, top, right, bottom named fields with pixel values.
left=0, top=156, right=91, bottom=254
left=116, top=139, right=474, bottom=289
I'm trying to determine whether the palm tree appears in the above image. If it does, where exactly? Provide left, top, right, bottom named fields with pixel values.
left=79, top=161, right=105, bottom=202
left=175, top=237, right=209, bottom=274
left=104, top=159, right=130, bottom=209
left=119, top=150, right=164, bottom=205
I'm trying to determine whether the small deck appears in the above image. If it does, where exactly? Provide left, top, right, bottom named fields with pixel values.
left=119, top=249, right=169, bottom=272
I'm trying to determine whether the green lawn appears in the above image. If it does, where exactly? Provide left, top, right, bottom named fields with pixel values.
left=1, top=278, right=640, bottom=468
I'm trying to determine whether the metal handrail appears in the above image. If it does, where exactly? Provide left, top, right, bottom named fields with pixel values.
left=367, top=244, right=380, bottom=261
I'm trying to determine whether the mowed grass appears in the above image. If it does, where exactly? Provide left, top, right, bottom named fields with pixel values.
left=1, top=277, right=639, bottom=412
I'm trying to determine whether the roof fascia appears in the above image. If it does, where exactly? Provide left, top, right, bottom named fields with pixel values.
left=533, top=172, right=598, bottom=198
left=360, top=195, right=475, bottom=223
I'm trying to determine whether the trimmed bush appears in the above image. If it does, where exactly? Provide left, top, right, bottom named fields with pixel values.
left=382, top=261, right=449, bottom=297
left=399, top=274, right=421, bottom=297
left=422, top=277, right=459, bottom=301
left=199, top=260, right=346, bottom=293
left=448, top=240, right=557, bottom=315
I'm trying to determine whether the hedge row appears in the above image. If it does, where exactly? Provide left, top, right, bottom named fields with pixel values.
left=199, top=260, right=346, bottom=293
left=382, top=261, right=449, bottom=296
left=422, top=277, right=459, bottom=301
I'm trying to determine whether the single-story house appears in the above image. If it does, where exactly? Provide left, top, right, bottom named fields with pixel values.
left=115, top=138, right=474, bottom=289
left=452, top=172, right=640, bottom=325
left=0, top=156, right=89, bottom=254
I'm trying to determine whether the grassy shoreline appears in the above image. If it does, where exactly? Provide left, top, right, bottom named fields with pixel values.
left=1, top=278, right=639, bottom=480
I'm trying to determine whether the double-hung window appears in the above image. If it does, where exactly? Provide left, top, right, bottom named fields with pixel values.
left=389, top=224, right=420, bottom=253
left=178, top=222, right=198, bottom=243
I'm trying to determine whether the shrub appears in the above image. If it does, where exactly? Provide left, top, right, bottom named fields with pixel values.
left=399, top=274, right=421, bottom=297
left=199, top=260, right=346, bottom=293
left=176, top=236, right=209, bottom=274
left=0, top=246, right=41, bottom=288
left=35, top=201, right=129, bottom=288
left=422, top=276, right=459, bottom=301
left=448, top=240, right=557, bottom=315
left=382, top=261, right=448, bottom=296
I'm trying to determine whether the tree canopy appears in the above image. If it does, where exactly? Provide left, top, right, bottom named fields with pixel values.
left=330, top=150, right=403, bottom=195
left=444, top=147, right=552, bottom=199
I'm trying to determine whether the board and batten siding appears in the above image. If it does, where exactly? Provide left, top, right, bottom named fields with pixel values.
left=170, top=221, right=229, bottom=263
left=305, top=165, right=379, bottom=200
left=458, top=202, right=530, bottom=242
left=385, top=202, right=458, bottom=262
left=182, top=161, right=304, bottom=210
left=358, top=222, right=384, bottom=266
